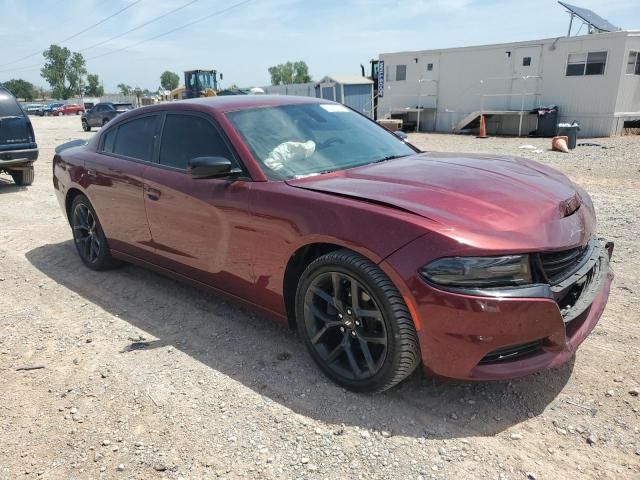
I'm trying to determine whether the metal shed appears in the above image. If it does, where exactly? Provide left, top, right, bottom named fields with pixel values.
left=315, top=75, right=375, bottom=118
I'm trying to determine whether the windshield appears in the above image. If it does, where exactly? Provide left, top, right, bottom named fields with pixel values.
left=226, top=103, right=415, bottom=179
left=0, top=92, right=24, bottom=117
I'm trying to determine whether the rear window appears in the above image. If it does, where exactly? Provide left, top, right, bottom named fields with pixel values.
left=111, top=115, right=160, bottom=162
left=0, top=91, right=24, bottom=117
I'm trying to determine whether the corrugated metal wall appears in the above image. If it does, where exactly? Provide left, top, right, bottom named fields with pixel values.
left=343, top=84, right=374, bottom=118
left=261, top=83, right=316, bottom=97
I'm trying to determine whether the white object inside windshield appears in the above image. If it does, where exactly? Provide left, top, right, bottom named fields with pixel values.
left=264, top=141, right=316, bottom=171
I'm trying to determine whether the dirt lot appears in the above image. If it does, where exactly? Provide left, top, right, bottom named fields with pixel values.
left=1, top=115, right=639, bottom=480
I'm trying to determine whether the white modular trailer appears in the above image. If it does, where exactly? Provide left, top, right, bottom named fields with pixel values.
left=378, top=30, right=640, bottom=137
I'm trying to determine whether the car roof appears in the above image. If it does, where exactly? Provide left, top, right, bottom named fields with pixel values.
left=0, top=86, right=15, bottom=98
left=171, top=95, right=330, bottom=113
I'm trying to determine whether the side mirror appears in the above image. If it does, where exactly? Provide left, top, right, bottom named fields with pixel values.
left=188, top=156, right=241, bottom=179
left=394, top=130, right=408, bottom=140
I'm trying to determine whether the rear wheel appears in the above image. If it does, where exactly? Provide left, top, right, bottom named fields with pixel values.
left=295, top=249, right=421, bottom=393
left=58, top=111, right=64, bottom=117
left=76, top=110, right=81, bottom=115
left=70, top=195, right=119, bottom=270
left=82, top=119, right=91, bottom=132
left=10, top=166, right=34, bottom=186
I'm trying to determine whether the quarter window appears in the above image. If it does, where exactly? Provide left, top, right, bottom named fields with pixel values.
left=159, top=114, right=234, bottom=170
left=566, top=51, right=607, bottom=76
left=627, top=51, right=640, bottom=75
left=112, top=115, right=160, bottom=162
left=395, top=65, right=407, bottom=81
left=101, top=128, right=117, bottom=153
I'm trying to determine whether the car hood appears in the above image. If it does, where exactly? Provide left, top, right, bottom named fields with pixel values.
left=286, top=152, right=589, bottom=234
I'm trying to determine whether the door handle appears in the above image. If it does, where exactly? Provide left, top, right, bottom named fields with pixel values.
left=144, top=184, right=161, bottom=201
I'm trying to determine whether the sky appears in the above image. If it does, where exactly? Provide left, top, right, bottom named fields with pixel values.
left=1, top=0, right=639, bottom=92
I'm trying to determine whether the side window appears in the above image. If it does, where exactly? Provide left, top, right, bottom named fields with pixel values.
left=395, top=65, right=407, bottom=81
left=101, top=128, right=117, bottom=153
left=159, top=114, right=234, bottom=170
left=627, top=51, right=640, bottom=75
left=566, top=51, right=607, bottom=76
left=522, top=57, right=532, bottom=67
left=112, top=115, right=160, bottom=162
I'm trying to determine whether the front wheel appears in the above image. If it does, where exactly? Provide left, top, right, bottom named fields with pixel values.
left=82, top=119, right=91, bottom=132
left=70, top=195, right=119, bottom=270
left=295, top=249, right=421, bottom=393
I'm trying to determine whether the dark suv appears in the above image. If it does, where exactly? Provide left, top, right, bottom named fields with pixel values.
left=81, top=102, right=134, bottom=131
left=0, top=87, right=37, bottom=186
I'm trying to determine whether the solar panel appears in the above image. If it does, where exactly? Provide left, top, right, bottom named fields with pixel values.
left=558, top=2, right=621, bottom=32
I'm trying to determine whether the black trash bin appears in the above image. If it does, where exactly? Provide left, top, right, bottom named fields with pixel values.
left=557, top=123, right=580, bottom=150
left=534, top=106, right=558, bottom=137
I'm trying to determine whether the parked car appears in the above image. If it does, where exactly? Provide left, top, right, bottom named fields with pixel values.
left=53, top=96, right=614, bottom=393
left=24, top=103, right=44, bottom=115
left=51, top=103, right=85, bottom=116
left=81, top=102, right=134, bottom=131
left=0, top=87, right=37, bottom=185
left=36, top=102, right=64, bottom=116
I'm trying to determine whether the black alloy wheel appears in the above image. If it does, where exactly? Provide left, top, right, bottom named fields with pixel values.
left=70, top=195, right=119, bottom=270
left=296, top=250, right=420, bottom=393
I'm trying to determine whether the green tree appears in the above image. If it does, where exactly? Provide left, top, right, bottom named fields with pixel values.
left=40, top=45, right=87, bottom=99
left=117, top=83, right=132, bottom=96
left=84, top=74, right=104, bottom=97
left=1, top=78, right=36, bottom=100
left=268, top=61, right=311, bottom=85
left=160, top=70, right=180, bottom=91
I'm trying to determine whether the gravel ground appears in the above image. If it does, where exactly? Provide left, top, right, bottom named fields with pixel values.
left=1, top=115, right=639, bottom=480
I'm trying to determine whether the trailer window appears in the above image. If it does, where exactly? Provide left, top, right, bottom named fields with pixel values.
left=395, top=65, right=407, bottom=81
left=522, top=57, right=531, bottom=67
left=566, top=52, right=607, bottom=76
left=627, top=51, right=640, bottom=75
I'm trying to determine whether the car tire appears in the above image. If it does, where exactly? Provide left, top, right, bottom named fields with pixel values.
left=295, top=249, right=421, bottom=393
left=58, top=111, right=64, bottom=116
left=82, top=119, right=91, bottom=132
left=70, top=194, right=120, bottom=271
left=76, top=111, right=81, bottom=115
left=101, top=118, right=109, bottom=127
left=10, top=166, right=34, bottom=186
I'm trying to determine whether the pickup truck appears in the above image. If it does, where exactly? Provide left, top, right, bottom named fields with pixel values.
left=0, top=87, right=38, bottom=186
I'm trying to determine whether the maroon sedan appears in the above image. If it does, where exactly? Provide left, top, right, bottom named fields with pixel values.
left=52, top=96, right=613, bottom=392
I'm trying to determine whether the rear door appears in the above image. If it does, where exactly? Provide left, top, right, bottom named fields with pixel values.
left=85, top=114, right=159, bottom=259
left=142, top=111, right=255, bottom=298
left=0, top=93, right=33, bottom=151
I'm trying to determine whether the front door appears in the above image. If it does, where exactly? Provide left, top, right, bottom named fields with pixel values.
left=86, top=114, right=160, bottom=259
left=142, top=112, right=255, bottom=298
left=510, top=46, right=542, bottom=110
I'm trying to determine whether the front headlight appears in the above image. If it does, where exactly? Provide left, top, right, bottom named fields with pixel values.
left=420, top=255, right=532, bottom=288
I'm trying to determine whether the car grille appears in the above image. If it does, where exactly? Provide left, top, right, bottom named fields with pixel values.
left=479, top=341, right=542, bottom=365
left=538, top=243, right=590, bottom=283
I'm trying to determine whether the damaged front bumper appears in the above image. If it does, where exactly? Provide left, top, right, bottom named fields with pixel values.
left=387, top=237, right=614, bottom=380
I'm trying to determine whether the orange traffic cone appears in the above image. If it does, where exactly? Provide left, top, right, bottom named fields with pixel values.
left=477, top=114, right=488, bottom=138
